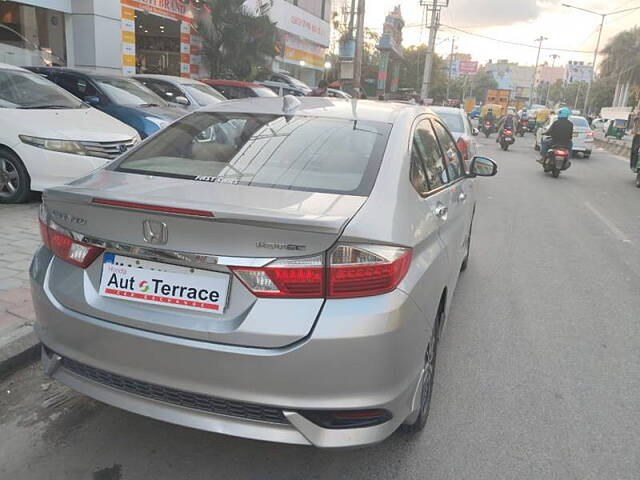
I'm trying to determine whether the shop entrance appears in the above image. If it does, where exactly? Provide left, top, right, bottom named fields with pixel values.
left=135, top=11, right=180, bottom=75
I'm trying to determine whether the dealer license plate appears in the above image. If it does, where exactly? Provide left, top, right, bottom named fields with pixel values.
left=98, top=253, right=229, bottom=314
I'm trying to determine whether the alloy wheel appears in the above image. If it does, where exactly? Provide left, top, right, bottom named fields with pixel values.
left=0, top=157, right=20, bottom=198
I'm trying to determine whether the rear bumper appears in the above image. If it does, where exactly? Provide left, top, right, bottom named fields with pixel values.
left=31, top=248, right=427, bottom=448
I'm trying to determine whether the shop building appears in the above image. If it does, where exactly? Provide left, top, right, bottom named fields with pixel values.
left=246, top=0, right=331, bottom=86
left=1, top=0, right=201, bottom=78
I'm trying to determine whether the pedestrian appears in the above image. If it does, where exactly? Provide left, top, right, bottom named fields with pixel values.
left=630, top=111, right=640, bottom=170
left=308, top=80, right=328, bottom=97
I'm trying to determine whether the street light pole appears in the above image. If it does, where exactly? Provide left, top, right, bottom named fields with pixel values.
left=545, top=54, right=560, bottom=106
left=529, top=36, right=547, bottom=108
left=561, top=4, right=640, bottom=114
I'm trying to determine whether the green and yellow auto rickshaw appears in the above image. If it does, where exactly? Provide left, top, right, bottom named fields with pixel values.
left=606, top=118, right=627, bottom=140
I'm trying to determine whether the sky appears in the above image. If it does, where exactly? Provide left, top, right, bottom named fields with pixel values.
left=360, top=0, right=640, bottom=69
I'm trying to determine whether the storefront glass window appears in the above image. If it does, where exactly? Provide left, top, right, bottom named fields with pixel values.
left=0, top=1, right=67, bottom=67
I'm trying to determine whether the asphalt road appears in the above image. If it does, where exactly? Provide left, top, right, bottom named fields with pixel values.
left=2, top=135, right=640, bottom=480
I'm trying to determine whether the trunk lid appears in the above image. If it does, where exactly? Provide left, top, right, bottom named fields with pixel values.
left=43, top=170, right=366, bottom=348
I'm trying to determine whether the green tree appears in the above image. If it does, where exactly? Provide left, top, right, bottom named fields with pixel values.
left=398, top=45, right=447, bottom=100
left=601, top=27, right=640, bottom=87
left=469, top=72, right=498, bottom=102
left=198, top=0, right=277, bottom=80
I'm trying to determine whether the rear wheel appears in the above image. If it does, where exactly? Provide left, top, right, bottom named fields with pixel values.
left=635, top=173, right=640, bottom=188
left=400, top=310, right=441, bottom=434
left=0, top=150, right=30, bottom=204
left=501, top=143, right=509, bottom=151
left=552, top=168, right=560, bottom=178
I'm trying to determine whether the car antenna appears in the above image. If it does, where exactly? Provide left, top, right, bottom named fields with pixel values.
left=283, top=95, right=301, bottom=115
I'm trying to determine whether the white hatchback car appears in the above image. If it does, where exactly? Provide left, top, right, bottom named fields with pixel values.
left=0, top=63, right=139, bottom=203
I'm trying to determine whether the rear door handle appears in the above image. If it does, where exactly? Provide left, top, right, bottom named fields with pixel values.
left=435, top=204, right=448, bottom=218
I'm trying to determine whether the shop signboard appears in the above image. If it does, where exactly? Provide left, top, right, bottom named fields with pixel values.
left=280, top=33, right=324, bottom=70
left=121, top=5, right=136, bottom=75
left=121, top=0, right=194, bottom=23
left=245, top=0, right=330, bottom=47
left=458, top=60, right=478, bottom=76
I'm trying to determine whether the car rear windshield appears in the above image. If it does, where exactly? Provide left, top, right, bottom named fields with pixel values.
left=115, top=113, right=391, bottom=196
left=570, top=116, right=589, bottom=128
left=435, top=111, right=464, bottom=133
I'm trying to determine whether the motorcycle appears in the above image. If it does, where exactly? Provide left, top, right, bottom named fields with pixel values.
left=499, top=128, right=515, bottom=151
left=483, top=120, right=493, bottom=138
left=517, top=119, right=527, bottom=137
left=539, top=140, right=571, bottom=178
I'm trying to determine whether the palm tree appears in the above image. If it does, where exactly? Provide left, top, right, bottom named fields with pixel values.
left=198, top=0, right=277, bottom=80
left=600, top=27, right=640, bottom=107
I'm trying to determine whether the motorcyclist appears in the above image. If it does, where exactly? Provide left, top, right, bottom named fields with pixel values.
left=496, top=112, right=517, bottom=142
left=541, top=107, right=573, bottom=157
left=483, top=108, right=495, bottom=134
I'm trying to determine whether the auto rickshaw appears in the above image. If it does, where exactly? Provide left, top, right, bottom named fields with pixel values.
left=534, top=108, right=552, bottom=130
left=606, top=118, right=627, bottom=140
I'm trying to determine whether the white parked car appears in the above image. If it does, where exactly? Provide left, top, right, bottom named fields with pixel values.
left=430, top=106, right=479, bottom=167
left=535, top=114, right=594, bottom=157
left=133, top=74, right=226, bottom=110
left=0, top=63, right=139, bottom=203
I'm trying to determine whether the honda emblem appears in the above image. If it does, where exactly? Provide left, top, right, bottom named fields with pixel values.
left=142, top=220, right=168, bottom=245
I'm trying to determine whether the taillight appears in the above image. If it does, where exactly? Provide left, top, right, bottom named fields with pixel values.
left=39, top=206, right=104, bottom=268
left=587, top=131, right=594, bottom=138
left=328, top=245, right=411, bottom=298
left=504, top=129, right=513, bottom=135
left=230, top=256, right=324, bottom=298
left=230, top=244, right=412, bottom=299
left=456, top=137, right=469, bottom=160
left=553, top=149, right=569, bottom=157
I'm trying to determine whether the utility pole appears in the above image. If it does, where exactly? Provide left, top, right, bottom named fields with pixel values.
left=445, top=36, right=456, bottom=101
left=529, top=36, right=547, bottom=108
left=545, top=54, right=560, bottom=106
left=562, top=5, right=640, bottom=114
left=420, top=0, right=449, bottom=101
left=352, top=0, right=366, bottom=98
left=574, top=81, right=582, bottom=110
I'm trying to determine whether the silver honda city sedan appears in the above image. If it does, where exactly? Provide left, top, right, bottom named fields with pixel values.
left=31, top=97, right=497, bottom=448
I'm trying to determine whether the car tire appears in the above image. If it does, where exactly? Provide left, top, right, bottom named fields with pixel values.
left=400, top=309, right=441, bottom=434
left=0, top=150, right=31, bottom=204
left=636, top=173, right=640, bottom=188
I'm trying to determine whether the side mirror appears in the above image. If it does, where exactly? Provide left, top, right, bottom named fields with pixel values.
left=472, top=127, right=479, bottom=136
left=84, top=96, right=100, bottom=106
left=468, top=156, right=498, bottom=177
left=175, top=96, right=189, bottom=106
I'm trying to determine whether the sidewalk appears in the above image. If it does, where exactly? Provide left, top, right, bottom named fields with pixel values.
left=0, top=201, right=41, bottom=378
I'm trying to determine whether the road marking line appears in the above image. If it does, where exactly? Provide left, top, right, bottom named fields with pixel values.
left=584, top=201, right=632, bottom=244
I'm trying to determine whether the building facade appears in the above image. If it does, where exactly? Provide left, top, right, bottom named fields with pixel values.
left=1, top=0, right=330, bottom=85
left=245, top=0, right=331, bottom=86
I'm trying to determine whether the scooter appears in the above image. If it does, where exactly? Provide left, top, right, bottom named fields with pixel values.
left=517, top=119, right=527, bottom=137
left=483, top=120, right=493, bottom=138
left=499, top=128, right=515, bottom=151
left=539, top=140, right=571, bottom=178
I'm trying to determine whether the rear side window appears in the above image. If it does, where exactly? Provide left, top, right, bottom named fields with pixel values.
left=139, top=79, right=186, bottom=104
left=115, top=113, right=391, bottom=196
left=413, top=120, right=448, bottom=191
left=431, top=120, right=464, bottom=181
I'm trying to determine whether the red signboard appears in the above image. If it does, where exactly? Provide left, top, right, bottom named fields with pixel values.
left=459, top=60, right=478, bottom=76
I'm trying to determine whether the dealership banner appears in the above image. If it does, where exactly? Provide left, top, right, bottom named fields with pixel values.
left=121, top=5, right=136, bottom=75
left=280, top=33, right=324, bottom=69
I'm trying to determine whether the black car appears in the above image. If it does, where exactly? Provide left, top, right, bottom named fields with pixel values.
left=26, top=67, right=187, bottom=138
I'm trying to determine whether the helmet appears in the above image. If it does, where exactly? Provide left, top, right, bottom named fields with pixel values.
left=558, top=107, right=571, bottom=119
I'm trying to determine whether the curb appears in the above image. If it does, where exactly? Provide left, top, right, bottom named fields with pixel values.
left=594, top=137, right=631, bottom=158
left=0, top=325, right=40, bottom=380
